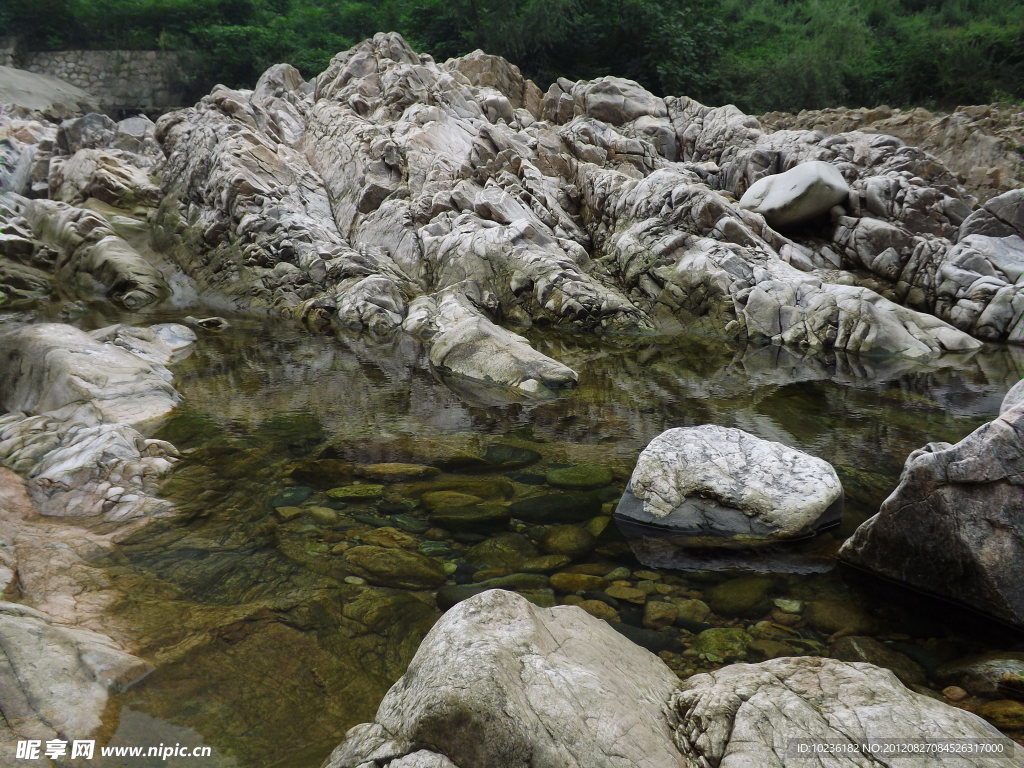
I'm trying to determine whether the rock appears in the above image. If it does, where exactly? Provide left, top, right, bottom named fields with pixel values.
left=25, top=199, right=169, bottom=309
left=154, top=32, right=994, bottom=414
left=0, top=65, right=99, bottom=119
left=327, top=589, right=687, bottom=768
left=692, top=627, right=753, bottom=661
left=976, top=700, right=1024, bottom=730
left=605, top=585, right=646, bottom=604
left=643, top=600, right=678, bottom=630
left=938, top=653, right=1024, bottom=700
left=326, top=484, right=386, bottom=501
left=274, top=506, right=303, bottom=521
left=739, top=160, right=850, bottom=228
left=271, top=486, right=313, bottom=507
left=359, top=527, right=418, bottom=550
left=706, top=576, right=775, bottom=618
left=508, top=491, right=604, bottom=524
left=616, top=426, right=842, bottom=547
left=943, top=686, right=968, bottom=702
left=49, top=148, right=159, bottom=207
left=671, top=598, right=711, bottom=623
left=549, top=572, right=608, bottom=593
left=669, top=657, right=1021, bottom=767
left=342, top=546, right=447, bottom=589
left=545, top=464, right=614, bottom=490
left=1002, top=380, right=1024, bottom=414
left=482, top=443, right=541, bottom=469
left=359, top=463, right=440, bottom=482
left=577, top=599, right=619, bottom=621
left=427, top=504, right=510, bottom=530
left=840, top=404, right=1024, bottom=628
left=463, top=533, right=540, bottom=571
left=0, top=602, right=151, bottom=742
left=830, top=636, right=926, bottom=686
left=960, top=189, right=1024, bottom=239
left=307, top=506, right=339, bottom=525
left=539, top=525, right=596, bottom=558
left=420, top=490, right=484, bottom=510
left=520, top=554, right=571, bottom=573
left=804, top=599, right=877, bottom=635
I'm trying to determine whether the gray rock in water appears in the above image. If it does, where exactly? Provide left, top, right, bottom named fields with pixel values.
left=739, top=160, right=850, bottom=228
left=327, top=590, right=1022, bottom=768
left=616, top=426, right=842, bottom=547
left=840, top=403, right=1024, bottom=628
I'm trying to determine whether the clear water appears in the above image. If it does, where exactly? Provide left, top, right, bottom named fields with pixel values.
left=64, top=315, right=1023, bottom=767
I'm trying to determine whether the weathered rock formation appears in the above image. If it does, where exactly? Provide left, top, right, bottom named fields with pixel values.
left=145, top=32, right=1024, bottom=396
left=760, top=104, right=1024, bottom=202
left=840, top=398, right=1024, bottom=628
left=0, top=65, right=99, bottom=121
left=329, top=589, right=1020, bottom=768
left=615, top=425, right=842, bottom=546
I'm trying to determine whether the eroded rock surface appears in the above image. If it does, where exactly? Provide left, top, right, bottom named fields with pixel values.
left=840, top=402, right=1024, bottom=628
left=329, top=589, right=1021, bottom=768
left=149, top=32, right=1017, bottom=396
left=616, top=426, right=842, bottom=546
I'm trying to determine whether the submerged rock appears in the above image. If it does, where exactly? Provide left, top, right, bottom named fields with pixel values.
left=616, top=426, right=842, bottom=547
left=840, top=403, right=1024, bottom=628
left=938, top=653, right=1024, bottom=700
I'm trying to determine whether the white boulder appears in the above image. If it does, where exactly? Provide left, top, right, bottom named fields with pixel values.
left=739, top=160, right=850, bottom=228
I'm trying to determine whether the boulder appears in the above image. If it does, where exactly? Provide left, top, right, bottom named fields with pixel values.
left=840, top=403, right=1024, bottom=628
left=938, top=653, right=1024, bottom=700
left=0, top=66, right=99, bottom=120
left=615, top=426, right=842, bottom=547
left=669, top=656, right=1019, bottom=767
left=327, top=590, right=1022, bottom=768
left=1002, top=379, right=1024, bottom=414
left=739, top=160, right=850, bottom=228
left=326, top=589, right=688, bottom=768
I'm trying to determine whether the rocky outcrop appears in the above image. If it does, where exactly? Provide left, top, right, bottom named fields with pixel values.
left=329, top=589, right=1020, bottom=768
left=151, top=33, right=1008, bottom=397
left=0, top=322, right=193, bottom=520
left=760, top=104, right=1024, bottom=202
left=615, top=426, right=842, bottom=546
left=840, top=400, right=1024, bottom=628
left=0, top=64, right=99, bottom=120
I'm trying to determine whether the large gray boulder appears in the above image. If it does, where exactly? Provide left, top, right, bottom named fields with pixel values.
left=327, top=589, right=688, bottom=768
left=328, top=590, right=1022, bottom=768
left=840, top=403, right=1024, bottom=628
left=616, top=426, right=842, bottom=547
left=0, top=65, right=99, bottom=120
left=739, top=159, right=850, bottom=228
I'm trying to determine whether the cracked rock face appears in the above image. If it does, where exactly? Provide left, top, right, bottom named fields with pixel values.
left=0, top=322, right=193, bottom=520
left=615, top=426, right=842, bottom=547
left=329, top=590, right=1021, bottom=768
left=669, top=656, right=1020, bottom=767
left=840, top=401, right=1024, bottom=629
left=151, top=32, right=1018, bottom=398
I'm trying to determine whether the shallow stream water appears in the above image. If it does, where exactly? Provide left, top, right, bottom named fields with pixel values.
left=18, top=309, right=1024, bottom=767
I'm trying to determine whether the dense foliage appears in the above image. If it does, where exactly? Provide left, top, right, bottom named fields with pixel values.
left=6, top=0, right=1023, bottom=111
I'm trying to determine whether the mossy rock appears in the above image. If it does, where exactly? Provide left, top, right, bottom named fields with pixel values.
left=483, top=443, right=541, bottom=470
left=545, top=464, right=614, bottom=490
left=403, top=477, right=515, bottom=500
left=359, top=463, right=440, bottom=482
left=342, top=545, right=446, bottom=589
left=692, top=627, right=753, bottom=661
left=540, top=525, right=596, bottom=559
left=706, top=576, right=776, bottom=619
left=326, top=484, right=385, bottom=501
left=428, top=504, right=510, bottom=530
left=420, top=490, right=483, bottom=511
left=463, top=532, right=540, bottom=571
left=287, top=459, right=353, bottom=487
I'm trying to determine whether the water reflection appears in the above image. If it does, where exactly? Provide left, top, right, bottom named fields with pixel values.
left=89, top=317, right=1022, bottom=767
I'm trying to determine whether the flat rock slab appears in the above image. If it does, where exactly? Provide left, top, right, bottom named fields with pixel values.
left=616, top=426, right=842, bottom=547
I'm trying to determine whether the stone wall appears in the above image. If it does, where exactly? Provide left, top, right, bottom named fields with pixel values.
left=0, top=37, right=19, bottom=67
left=17, top=50, right=195, bottom=114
